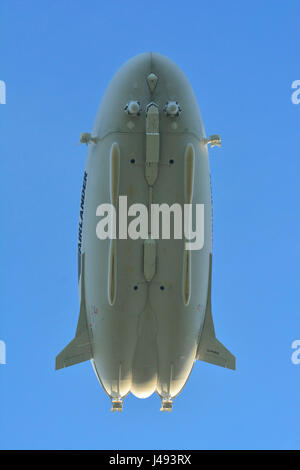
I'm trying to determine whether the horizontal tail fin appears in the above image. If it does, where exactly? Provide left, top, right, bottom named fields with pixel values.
left=197, top=254, right=236, bottom=371
left=55, top=253, right=93, bottom=370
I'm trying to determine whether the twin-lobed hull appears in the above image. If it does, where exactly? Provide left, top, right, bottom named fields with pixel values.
left=56, top=53, right=235, bottom=411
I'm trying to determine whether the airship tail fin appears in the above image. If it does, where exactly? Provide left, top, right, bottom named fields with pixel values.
left=55, top=253, right=93, bottom=370
left=55, top=333, right=93, bottom=370
left=196, top=254, right=236, bottom=370
left=197, top=336, right=236, bottom=370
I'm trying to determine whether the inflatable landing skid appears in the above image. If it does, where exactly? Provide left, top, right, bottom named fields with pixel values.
left=160, top=398, right=173, bottom=412
left=111, top=398, right=123, bottom=412
left=110, top=397, right=174, bottom=412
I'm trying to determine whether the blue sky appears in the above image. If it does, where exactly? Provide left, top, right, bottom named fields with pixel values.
left=0, top=0, right=300, bottom=450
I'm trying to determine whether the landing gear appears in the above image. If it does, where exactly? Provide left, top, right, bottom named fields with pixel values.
left=160, top=397, right=173, bottom=412
left=111, top=398, right=123, bottom=412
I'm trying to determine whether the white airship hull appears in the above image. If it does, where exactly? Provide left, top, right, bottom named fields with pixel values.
left=56, top=52, right=235, bottom=411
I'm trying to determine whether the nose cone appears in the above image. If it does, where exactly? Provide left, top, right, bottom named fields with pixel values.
left=92, top=51, right=205, bottom=141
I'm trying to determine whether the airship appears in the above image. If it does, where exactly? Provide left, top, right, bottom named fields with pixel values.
left=55, top=52, right=235, bottom=412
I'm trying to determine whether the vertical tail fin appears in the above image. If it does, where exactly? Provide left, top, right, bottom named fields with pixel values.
left=55, top=253, right=93, bottom=370
left=196, top=254, right=236, bottom=370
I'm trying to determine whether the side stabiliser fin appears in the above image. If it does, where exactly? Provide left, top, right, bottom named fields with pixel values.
left=196, top=254, right=236, bottom=370
left=55, top=253, right=93, bottom=370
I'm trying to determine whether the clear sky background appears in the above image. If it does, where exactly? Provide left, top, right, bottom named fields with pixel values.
left=0, top=0, right=300, bottom=450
